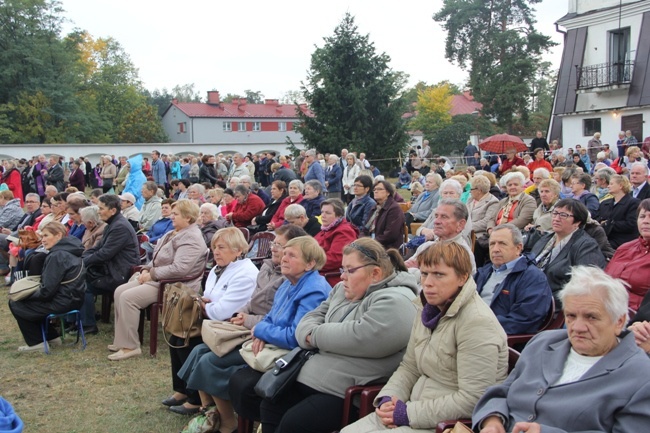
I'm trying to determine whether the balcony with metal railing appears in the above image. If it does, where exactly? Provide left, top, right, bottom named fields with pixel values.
left=576, top=61, right=634, bottom=92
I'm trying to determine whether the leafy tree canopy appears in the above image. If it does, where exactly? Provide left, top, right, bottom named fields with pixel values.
left=0, top=0, right=167, bottom=144
left=295, top=13, right=409, bottom=171
left=434, top=0, right=555, bottom=132
left=409, top=83, right=454, bottom=138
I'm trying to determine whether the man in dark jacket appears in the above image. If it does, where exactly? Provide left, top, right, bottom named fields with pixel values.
left=78, top=194, right=140, bottom=334
left=42, top=155, right=65, bottom=192
left=474, top=224, right=553, bottom=335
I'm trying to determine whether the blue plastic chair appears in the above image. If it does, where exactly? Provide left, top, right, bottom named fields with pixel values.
left=40, top=310, right=87, bottom=354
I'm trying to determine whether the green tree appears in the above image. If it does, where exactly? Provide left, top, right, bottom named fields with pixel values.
left=430, top=114, right=496, bottom=155
left=434, top=0, right=555, bottom=131
left=295, top=13, right=409, bottom=171
left=409, top=83, right=454, bottom=137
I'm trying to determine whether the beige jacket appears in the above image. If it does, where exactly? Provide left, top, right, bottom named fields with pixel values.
left=144, top=223, right=208, bottom=292
left=374, top=277, right=508, bottom=429
left=467, top=193, right=499, bottom=237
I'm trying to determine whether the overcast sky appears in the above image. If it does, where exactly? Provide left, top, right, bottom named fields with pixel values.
left=60, top=0, right=566, bottom=99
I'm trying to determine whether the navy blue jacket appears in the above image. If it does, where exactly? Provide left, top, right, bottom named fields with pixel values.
left=301, top=195, right=325, bottom=218
left=345, top=194, right=376, bottom=235
left=325, top=164, right=342, bottom=193
left=474, top=255, right=552, bottom=335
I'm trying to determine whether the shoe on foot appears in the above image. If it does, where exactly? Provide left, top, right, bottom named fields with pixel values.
left=17, top=338, right=61, bottom=352
left=108, top=347, right=142, bottom=361
left=162, top=396, right=187, bottom=407
left=168, top=404, right=201, bottom=415
left=107, top=344, right=120, bottom=352
left=72, top=325, right=98, bottom=335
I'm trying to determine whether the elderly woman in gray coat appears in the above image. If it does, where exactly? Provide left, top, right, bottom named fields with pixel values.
left=108, top=199, right=208, bottom=361
left=473, top=266, right=650, bottom=433
left=230, top=238, right=418, bottom=433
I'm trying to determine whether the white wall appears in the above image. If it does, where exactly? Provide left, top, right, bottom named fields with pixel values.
left=162, top=107, right=192, bottom=143
left=561, top=108, right=649, bottom=157
left=573, top=0, right=641, bottom=15
left=0, top=142, right=308, bottom=165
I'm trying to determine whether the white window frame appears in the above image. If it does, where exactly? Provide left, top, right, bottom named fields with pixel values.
left=278, top=121, right=287, bottom=132
left=238, top=121, right=246, bottom=131
left=177, top=122, right=186, bottom=134
left=223, top=121, right=232, bottom=132
left=253, top=121, right=261, bottom=132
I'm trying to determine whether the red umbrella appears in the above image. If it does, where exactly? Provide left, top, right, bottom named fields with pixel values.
left=479, top=133, right=528, bottom=153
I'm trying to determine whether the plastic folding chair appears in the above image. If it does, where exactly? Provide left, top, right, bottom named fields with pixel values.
left=41, top=309, right=87, bottom=354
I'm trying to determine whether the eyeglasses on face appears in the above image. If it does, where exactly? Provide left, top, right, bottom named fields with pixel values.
left=340, top=263, right=374, bottom=275
left=270, top=241, right=285, bottom=250
left=551, top=211, right=573, bottom=220
left=373, top=188, right=385, bottom=192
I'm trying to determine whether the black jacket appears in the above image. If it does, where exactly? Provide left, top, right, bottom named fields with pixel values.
left=45, top=164, right=65, bottom=192
left=199, top=164, right=218, bottom=186
left=273, top=168, right=297, bottom=185
left=255, top=195, right=287, bottom=227
left=530, top=228, right=606, bottom=308
left=11, top=237, right=86, bottom=320
left=83, top=212, right=140, bottom=291
left=599, top=194, right=640, bottom=249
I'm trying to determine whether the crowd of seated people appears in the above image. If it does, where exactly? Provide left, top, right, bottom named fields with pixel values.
left=6, top=146, right=650, bottom=432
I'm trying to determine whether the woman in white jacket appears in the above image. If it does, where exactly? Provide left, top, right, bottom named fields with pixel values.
left=162, top=227, right=258, bottom=416
left=342, top=153, right=361, bottom=204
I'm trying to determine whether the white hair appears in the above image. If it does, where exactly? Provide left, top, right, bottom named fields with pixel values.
left=559, top=266, right=628, bottom=323
left=501, top=171, right=526, bottom=186
left=533, top=168, right=550, bottom=179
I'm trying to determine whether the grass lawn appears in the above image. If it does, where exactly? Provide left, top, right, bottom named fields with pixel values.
left=0, top=290, right=189, bottom=433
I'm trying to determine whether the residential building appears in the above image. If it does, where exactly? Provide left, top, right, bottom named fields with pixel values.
left=161, top=91, right=309, bottom=154
left=550, top=0, right=650, bottom=155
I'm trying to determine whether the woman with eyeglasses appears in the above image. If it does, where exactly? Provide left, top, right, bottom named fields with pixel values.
left=366, top=180, right=405, bottom=250
left=343, top=242, right=508, bottom=433
left=530, top=198, right=606, bottom=308
left=231, top=238, right=418, bottom=433
left=178, top=235, right=330, bottom=432
left=345, top=175, right=376, bottom=236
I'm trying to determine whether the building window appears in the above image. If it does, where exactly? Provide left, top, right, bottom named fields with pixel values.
left=278, top=122, right=287, bottom=132
left=583, top=118, right=601, bottom=136
left=238, top=121, right=246, bottom=131
left=223, top=121, right=232, bottom=132
left=253, top=122, right=261, bottom=132
left=178, top=122, right=186, bottom=134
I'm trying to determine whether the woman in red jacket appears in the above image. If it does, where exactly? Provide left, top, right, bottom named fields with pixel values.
left=314, top=198, right=358, bottom=286
left=606, top=198, right=650, bottom=311
left=2, top=160, right=23, bottom=207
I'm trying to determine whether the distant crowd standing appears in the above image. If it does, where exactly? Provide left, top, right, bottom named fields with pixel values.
left=5, top=135, right=650, bottom=433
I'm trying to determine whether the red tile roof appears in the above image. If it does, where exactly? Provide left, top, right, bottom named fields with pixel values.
left=167, top=100, right=310, bottom=119
left=450, top=91, right=482, bottom=116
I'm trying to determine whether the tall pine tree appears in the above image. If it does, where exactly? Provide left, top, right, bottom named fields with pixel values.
left=434, top=0, right=555, bottom=132
left=296, top=14, right=409, bottom=170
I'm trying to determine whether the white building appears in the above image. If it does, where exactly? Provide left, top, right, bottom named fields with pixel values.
left=550, top=0, right=650, bottom=155
left=161, top=91, right=309, bottom=155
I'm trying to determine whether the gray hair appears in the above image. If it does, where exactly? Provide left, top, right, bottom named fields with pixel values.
left=229, top=176, right=241, bottom=185
left=533, top=168, right=550, bottom=179
left=491, top=223, right=523, bottom=246
left=188, top=183, right=205, bottom=195
left=438, top=198, right=469, bottom=221
left=239, top=175, right=252, bottom=184
left=329, top=154, right=340, bottom=163
left=305, top=149, right=317, bottom=158
left=559, top=266, right=629, bottom=324
left=289, top=179, right=305, bottom=193
left=80, top=206, right=101, bottom=224
left=200, top=203, right=220, bottom=219
left=439, top=179, right=463, bottom=196
left=595, top=168, right=615, bottom=183
left=425, top=172, right=443, bottom=188
left=284, top=203, right=307, bottom=219
left=470, top=175, right=490, bottom=194
left=305, top=179, right=323, bottom=194
left=25, top=193, right=40, bottom=203
left=630, top=162, right=649, bottom=175
left=501, top=171, right=526, bottom=187
left=233, top=184, right=250, bottom=196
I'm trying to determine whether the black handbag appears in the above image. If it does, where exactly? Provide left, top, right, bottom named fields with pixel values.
left=254, top=347, right=315, bottom=403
